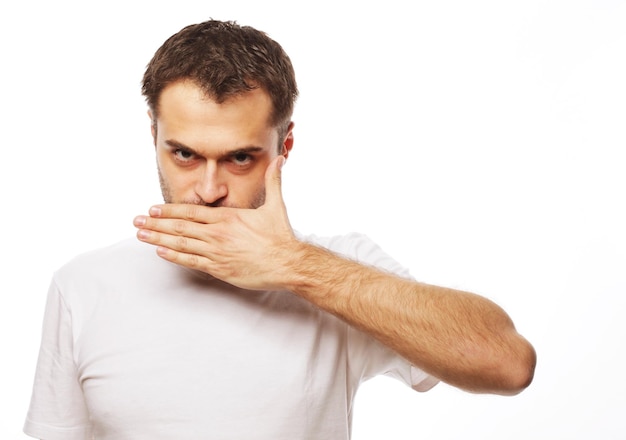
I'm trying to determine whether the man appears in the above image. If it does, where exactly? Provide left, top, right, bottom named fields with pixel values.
left=24, top=19, right=535, bottom=439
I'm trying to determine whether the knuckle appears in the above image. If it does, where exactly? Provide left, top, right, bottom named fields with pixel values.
left=184, top=205, right=198, bottom=220
left=222, top=210, right=238, bottom=223
left=188, top=253, right=200, bottom=268
left=174, top=235, right=188, bottom=250
left=173, top=220, right=186, bottom=235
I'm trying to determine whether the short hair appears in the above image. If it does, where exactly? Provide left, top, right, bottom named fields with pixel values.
left=142, top=20, right=298, bottom=136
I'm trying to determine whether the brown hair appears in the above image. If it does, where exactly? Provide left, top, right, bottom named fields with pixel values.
left=142, top=20, right=298, bottom=137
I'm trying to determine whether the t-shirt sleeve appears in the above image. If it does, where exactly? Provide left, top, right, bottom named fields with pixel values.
left=24, top=279, right=94, bottom=440
left=347, top=326, right=439, bottom=391
left=324, top=232, right=439, bottom=392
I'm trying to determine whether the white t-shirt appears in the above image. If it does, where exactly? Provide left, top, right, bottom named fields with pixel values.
left=24, top=232, right=437, bottom=440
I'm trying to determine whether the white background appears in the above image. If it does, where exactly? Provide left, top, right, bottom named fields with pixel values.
left=1, top=1, right=625, bottom=438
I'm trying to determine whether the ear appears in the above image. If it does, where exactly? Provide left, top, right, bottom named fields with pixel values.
left=281, top=122, right=295, bottom=160
left=148, top=110, right=157, bottom=146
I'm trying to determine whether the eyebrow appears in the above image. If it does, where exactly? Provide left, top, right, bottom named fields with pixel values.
left=164, top=139, right=265, bottom=157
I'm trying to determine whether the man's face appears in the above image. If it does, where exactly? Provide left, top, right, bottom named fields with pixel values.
left=151, top=80, right=293, bottom=208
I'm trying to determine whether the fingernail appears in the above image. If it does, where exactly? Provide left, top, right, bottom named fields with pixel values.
left=149, top=206, right=162, bottom=217
left=137, top=229, right=150, bottom=240
left=133, top=215, right=146, bottom=226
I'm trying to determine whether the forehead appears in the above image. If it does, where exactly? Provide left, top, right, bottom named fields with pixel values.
left=157, top=80, right=273, bottom=125
left=155, top=80, right=278, bottom=151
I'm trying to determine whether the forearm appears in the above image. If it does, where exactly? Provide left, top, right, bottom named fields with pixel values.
left=281, top=241, right=536, bottom=395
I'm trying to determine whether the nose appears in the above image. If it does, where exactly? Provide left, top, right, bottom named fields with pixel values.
left=195, top=162, right=227, bottom=206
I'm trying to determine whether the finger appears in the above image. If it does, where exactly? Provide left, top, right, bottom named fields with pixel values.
left=134, top=215, right=193, bottom=235
left=155, top=245, right=211, bottom=272
left=135, top=225, right=209, bottom=255
left=146, top=203, right=223, bottom=223
left=263, top=155, right=285, bottom=208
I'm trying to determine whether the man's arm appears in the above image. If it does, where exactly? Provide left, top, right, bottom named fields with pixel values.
left=276, top=240, right=535, bottom=395
left=133, top=156, right=536, bottom=395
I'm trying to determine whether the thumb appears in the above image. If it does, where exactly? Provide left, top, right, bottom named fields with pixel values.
left=264, top=155, right=286, bottom=207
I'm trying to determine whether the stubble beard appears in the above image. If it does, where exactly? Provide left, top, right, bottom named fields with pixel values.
left=157, top=168, right=266, bottom=209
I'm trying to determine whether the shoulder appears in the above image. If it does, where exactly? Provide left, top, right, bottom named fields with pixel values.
left=297, top=231, right=412, bottom=278
left=53, top=238, right=166, bottom=284
left=58, top=237, right=148, bottom=266
left=298, top=232, right=375, bottom=257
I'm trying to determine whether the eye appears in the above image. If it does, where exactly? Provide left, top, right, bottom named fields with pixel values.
left=174, top=149, right=196, bottom=162
left=230, top=152, right=253, bottom=166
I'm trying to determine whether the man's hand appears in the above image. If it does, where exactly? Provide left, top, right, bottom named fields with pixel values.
left=133, top=156, right=299, bottom=290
